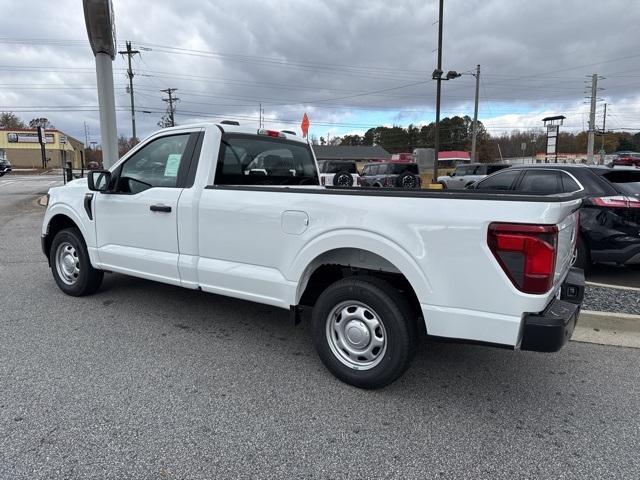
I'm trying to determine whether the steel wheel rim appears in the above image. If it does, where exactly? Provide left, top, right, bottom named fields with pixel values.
left=325, top=301, right=387, bottom=370
left=55, top=242, right=80, bottom=286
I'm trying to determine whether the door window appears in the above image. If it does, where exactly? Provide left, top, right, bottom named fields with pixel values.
left=475, top=170, right=521, bottom=190
left=117, top=134, right=191, bottom=194
left=518, top=170, right=562, bottom=194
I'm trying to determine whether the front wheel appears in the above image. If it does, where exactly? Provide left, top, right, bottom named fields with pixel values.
left=50, top=227, right=104, bottom=296
left=311, top=277, right=417, bottom=389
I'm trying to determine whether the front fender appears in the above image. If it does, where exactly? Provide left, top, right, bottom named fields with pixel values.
left=288, top=228, right=433, bottom=304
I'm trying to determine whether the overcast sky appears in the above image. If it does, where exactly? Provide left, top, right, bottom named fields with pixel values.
left=1, top=0, right=639, bottom=144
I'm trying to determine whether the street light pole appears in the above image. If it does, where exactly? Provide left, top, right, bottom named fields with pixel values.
left=470, top=64, right=481, bottom=162
left=433, top=0, right=444, bottom=183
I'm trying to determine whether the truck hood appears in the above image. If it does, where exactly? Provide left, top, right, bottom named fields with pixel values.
left=64, top=177, right=88, bottom=188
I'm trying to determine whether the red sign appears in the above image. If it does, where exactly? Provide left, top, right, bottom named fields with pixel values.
left=301, top=113, right=310, bottom=138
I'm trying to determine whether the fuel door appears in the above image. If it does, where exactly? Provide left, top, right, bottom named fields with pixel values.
left=281, top=210, right=309, bottom=235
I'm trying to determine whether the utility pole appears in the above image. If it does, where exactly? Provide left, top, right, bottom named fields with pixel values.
left=259, top=102, right=264, bottom=129
left=601, top=102, right=607, bottom=150
left=161, top=88, right=179, bottom=127
left=586, top=74, right=598, bottom=164
left=599, top=102, right=607, bottom=164
left=82, top=121, right=89, bottom=177
left=118, top=41, right=140, bottom=140
left=470, top=64, right=481, bottom=162
left=433, top=0, right=444, bottom=183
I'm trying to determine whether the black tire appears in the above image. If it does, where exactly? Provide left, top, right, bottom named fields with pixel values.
left=0, top=172, right=5, bottom=177
left=396, top=172, right=418, bottom=189
left=311, top=276, right=418, bottom=389
left=574, top=236, right=591, bottom=272
left=332, top=170, right=354, bottom=187
left=439, top=182, right=447, bottom=190
left=49, top=227, right=104, bottom=296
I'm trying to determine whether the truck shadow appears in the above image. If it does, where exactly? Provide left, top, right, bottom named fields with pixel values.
left=95, top=272, right=600, bottom=414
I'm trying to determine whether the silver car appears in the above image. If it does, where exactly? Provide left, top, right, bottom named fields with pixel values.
left=438, top=163, right=510, bottom=189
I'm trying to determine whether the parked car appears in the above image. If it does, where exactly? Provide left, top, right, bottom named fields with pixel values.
left=0, top=156, right=11, bottom=177
left=611, top=153, right=640, bottom=167
left=317, top=160, right=360, bottom=187
left=360, top=162, right=421, bottom=189
left=42, top=123, right=584, bottom=388
left=437, top=163, right=510, bottom=189
left=471, top=164, right=640, bottom=268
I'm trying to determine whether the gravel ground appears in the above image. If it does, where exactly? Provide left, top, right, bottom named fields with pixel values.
left=583, top=285, right=640, bottom=315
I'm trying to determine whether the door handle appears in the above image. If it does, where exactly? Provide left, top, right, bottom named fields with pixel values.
left=150, top=204, right=172, bottom=213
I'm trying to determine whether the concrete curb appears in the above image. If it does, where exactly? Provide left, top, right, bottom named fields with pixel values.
left=573, top=310, right=640, bottom=349
left=586, top=281, right=640, bottom=292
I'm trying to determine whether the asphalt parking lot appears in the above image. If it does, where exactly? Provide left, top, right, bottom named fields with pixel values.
left=1, top=176, right=639, bottom=479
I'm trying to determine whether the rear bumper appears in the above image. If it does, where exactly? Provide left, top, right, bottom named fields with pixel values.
left=0, top=166, right=11, bottom=173
left=520, top=267, right=585, bottom=352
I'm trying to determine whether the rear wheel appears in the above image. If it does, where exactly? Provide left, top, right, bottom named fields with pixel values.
left=50, top=228, right=104, bottom=296
left=311, top=277, right=417, bottom=389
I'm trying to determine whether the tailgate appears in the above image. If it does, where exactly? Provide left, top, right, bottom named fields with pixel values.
left=554, top=208, right=580, bottom=288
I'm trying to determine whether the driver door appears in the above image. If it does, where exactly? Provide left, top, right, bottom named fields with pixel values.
left=94, top=132, right=197, bottom=285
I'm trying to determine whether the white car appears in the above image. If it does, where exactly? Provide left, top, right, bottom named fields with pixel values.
left=41, top=123, right=584, bottom=388
left=317, top=160, right=361, bottom=187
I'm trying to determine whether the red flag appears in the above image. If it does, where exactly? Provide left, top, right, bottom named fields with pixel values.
left=301, top=113, right=310, bottom=138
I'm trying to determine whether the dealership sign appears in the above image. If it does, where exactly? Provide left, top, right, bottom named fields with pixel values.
left=7, top=132, right=55, bottom=144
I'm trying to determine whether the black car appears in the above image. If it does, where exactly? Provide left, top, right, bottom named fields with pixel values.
left=0, top=157, right=11, bottom=177
left=472, top=164, right=640, bottom=269
left=361, top=162, right=421, bottom=189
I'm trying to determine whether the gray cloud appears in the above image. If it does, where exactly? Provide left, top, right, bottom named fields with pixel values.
left=0, top=0, right=638, bottom=142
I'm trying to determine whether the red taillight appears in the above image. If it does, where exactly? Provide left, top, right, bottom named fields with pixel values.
left=488, top=223, right=558, bottom=294
left=356, top=176, right=362, bottom=186
left=587, top=196, right=640, bottom=209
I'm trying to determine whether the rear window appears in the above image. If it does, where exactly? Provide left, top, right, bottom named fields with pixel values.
left=389, top=163, right=419, bottom=174
left=601, top=170, right=640, bottom=196
left=215, top=135, right=319, bottom=186
left=324, top=161, right=357, bottom=174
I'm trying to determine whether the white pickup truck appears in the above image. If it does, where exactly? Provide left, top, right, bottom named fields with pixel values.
left=41, top=123, right=585, bottom=388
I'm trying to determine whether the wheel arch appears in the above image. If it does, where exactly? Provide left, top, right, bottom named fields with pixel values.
left=42, top=205, right=90, bottom=263
left=290, top=231, right=430, bottom=309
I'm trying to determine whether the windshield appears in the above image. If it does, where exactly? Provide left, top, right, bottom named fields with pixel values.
left=602, top=170, right=640, bottom=196
left=215, top=135, right=319, bottom=186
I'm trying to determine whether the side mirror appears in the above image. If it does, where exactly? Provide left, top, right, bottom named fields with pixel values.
left=449, top=172, right=455, bottom=177
left=87, top=170, right=111, bottom=192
